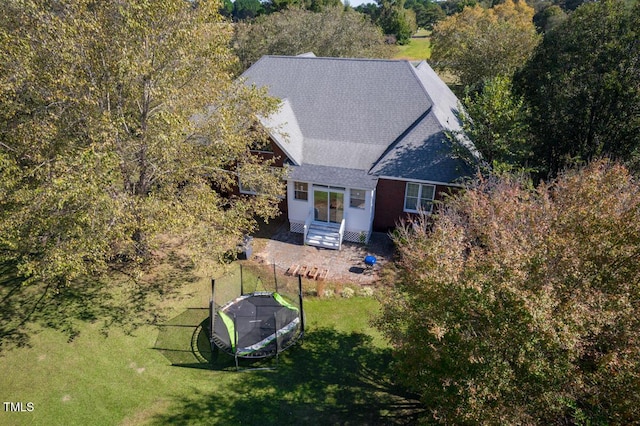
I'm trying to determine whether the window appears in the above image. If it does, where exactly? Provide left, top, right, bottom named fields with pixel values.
left=238, top=177, right=257, bottom=195
left=294, top=182, right=308, bottom=200
left=404, top=182, right=435, bottom=213
left=350, top=189, right=366, bottom=209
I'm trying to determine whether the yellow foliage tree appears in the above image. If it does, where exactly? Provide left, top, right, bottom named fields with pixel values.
left=0, top=0, right=282, bottom=347
left=431, top=0, right=540, bottom=88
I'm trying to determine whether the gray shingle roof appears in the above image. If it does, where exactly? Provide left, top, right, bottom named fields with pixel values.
left=287, top=164, right=379, bottom=190
left=369, top=114, right=474, bottom=183
left=258, top=99, right=304, bottom=165
left=241, top=55, right=476, bottom=185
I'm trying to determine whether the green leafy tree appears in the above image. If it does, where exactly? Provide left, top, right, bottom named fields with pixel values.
left=354, top=2, right=379, bottom=18
left=431, top=0, right=540, bottom=88
left=233, top=0, right=265, bottom=20
left=440, top=0, right=477, bottom=16
left=0, top=0, right=282, bottom=347
left=377, top=0, right=418, bottom=44
left=377, top=159, right=640, bottom=424
left=265, top=0, right=341, bottom=13
left=532, top=4, right=567, bottom=32
left=233, top=6, right=394, bottom=70
left=459, top=76, right=531, bottom=170
left=220, top=0, right=234, bottom=18
left=410, top=0, right=446, bottom=29
left=514, top=0, right=640, bottom=177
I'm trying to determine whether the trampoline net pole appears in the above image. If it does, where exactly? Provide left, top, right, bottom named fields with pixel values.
left=273, top=263, right=278, bottom=293
left=233, top=313, right=239, bottom=370
left=298, top=274, right=305, bottom=336
left=210, top=278, right=215, bottom=342
left=274, top=311, right=280, bottom=369
left=240, top=263, right=244, bottom=296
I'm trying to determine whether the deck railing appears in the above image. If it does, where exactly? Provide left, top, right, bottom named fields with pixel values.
left=303, top=209, right=313, bottom=245
left=338, top=217, right=346, bottom=251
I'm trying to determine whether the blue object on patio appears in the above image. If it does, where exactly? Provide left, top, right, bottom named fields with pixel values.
left=364, top=255, right=377, bottom=269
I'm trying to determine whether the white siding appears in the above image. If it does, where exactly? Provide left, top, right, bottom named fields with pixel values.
left=286, top=180, right=375, bottom=242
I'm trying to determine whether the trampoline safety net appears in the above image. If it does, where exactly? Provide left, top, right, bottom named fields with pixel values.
left=209, top=263, right=304, bottom=360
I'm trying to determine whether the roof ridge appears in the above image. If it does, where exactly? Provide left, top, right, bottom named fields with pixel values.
left=407, top=61, right=436, bottom=113
left=262, top=55, right=411, bottom=64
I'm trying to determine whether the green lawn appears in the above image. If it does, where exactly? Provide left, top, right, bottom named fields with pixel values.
left=393, top=29, right=432, bottom=61
left=0, top=265, right=422, bottom=425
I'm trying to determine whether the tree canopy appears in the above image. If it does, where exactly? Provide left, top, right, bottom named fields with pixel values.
left=514, top=0, right=640, bottom=177
left=430, top=0, right=540, bottom=88
left=375, top=0, right=418, bottom=45
left=231, top=0, right=265, bottom=20
left=377, top=159, right=640, bottom=424
left=459, top=76, right=531, bottom=171
left=0, top=0, right=282, bottom=348
left=406, top=0, right=445, bottom=30
left=265, top=0, right=342, bottom=13
left=233, top=6, right=394, bottom=70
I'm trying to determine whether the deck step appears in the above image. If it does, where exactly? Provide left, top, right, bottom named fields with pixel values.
left=305, top=223, right=343, bottom=250
left=307, top=230, right=340, bottom=241
left=306, top=239, right=340, bottom=249
left=310, top=222, right=340, bottom=232
left=306, top=233, right=341, bottom=249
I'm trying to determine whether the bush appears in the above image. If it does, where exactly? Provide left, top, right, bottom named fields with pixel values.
left=341, top=287, right=355, bottom=298
left=321, top=289, right=335, bottom=298
left=359, top=286, right=375, bottom=298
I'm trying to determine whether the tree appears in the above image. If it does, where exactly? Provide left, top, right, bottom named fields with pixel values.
left=354, top=2, right=379, bottom=18
left=233, top=7, right=394, bottom=70
left=459, top=76, right=531, bottom=170
left=430, top=0, right=540, bottom=88
left=264, top=0, right=341, bottom=13
left=376, top=0, right=418, bottom=45
left=532, top=4, right=567, bottom=33
left=220, top=0, right=234, bottom=18
left=410, top=0, right=445, bottom=30
left=0, top=0, right=282, bottom=348
left=439, top=0, right=477, bottom=16
left=514, top=0, right=640, bottom=177
left=233, top=0, right=265, bottom=20
left=377, top=159, right=640, bottom=424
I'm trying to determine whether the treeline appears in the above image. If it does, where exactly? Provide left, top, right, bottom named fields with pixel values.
left=221, top=0, right=598, bottom=47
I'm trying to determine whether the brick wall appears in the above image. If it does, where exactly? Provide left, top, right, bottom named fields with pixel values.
left=373, top=178, right=457, bottom=232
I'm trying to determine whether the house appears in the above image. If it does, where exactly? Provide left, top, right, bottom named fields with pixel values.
left=241, top=54, right=477, bottom=249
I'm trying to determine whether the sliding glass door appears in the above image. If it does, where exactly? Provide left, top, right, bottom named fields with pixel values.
left=313, top=188, right=344, bottom=224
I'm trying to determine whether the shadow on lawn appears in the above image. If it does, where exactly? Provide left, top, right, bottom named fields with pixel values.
left=151, top=326, right=425, bottom=425
left=0, top=250, right=199, bottom=352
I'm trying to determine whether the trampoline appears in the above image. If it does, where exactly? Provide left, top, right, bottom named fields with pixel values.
left=209, top=264, right=304, bottom=369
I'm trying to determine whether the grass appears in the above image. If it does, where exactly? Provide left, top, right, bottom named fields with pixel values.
left=0, top=263, right=423, bottom=425
left=393, top=29, right=432, bottom=61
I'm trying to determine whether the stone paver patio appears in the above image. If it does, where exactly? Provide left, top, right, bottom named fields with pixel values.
left=252, top=222, right=394, bottom=286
